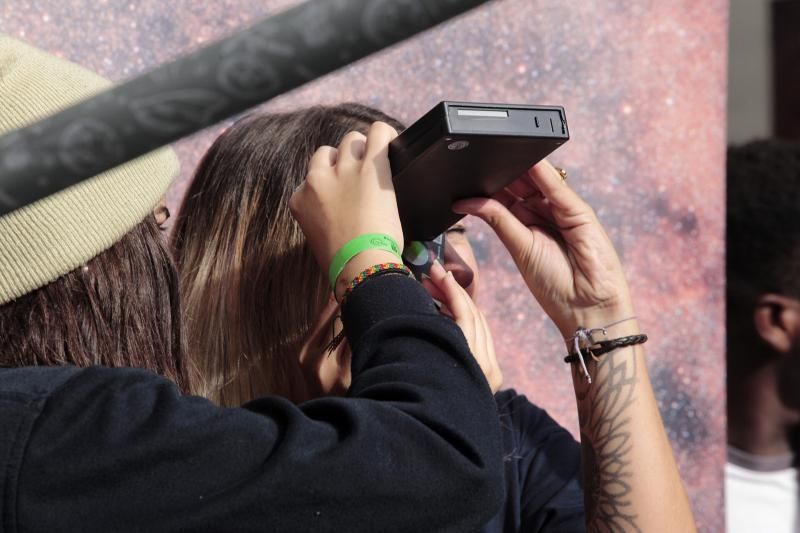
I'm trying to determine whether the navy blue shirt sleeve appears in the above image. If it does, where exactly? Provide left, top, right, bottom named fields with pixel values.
left=10, top=275, right=504, bottom=533
left=485, top=389, right=585, bottom=533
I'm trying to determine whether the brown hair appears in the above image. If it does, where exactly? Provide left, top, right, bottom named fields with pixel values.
left=172, top=103, right=404, bottom=406
left=0, top=215, right=191, bottom=393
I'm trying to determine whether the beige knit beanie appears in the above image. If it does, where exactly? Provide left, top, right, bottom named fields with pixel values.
left=0, top=35, right=179, bottom=305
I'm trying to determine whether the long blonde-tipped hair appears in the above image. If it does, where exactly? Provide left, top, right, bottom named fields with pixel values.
left=171, top=104, right=404, bottom=406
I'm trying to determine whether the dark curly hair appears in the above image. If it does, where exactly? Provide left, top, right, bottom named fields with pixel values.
left=727, top=139, right=800, bottom=377
left=727, top=139, right=800, bottom=298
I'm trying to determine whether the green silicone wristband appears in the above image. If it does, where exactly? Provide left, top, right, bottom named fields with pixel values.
left=328, top=233, right=402, bottom=289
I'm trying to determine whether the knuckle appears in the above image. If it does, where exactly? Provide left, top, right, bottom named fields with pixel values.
left=305, top=169, right=325, bottom=186
left=312, top=145, right=332, bottom=160
left=344, top=131, right=367, bottom=143
left=372, top=121, right=397, bottom=137
left=486, top=211, right=502, bottom=228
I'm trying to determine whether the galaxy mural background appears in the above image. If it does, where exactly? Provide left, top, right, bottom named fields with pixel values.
left=0, top=0, right=727, bottom=529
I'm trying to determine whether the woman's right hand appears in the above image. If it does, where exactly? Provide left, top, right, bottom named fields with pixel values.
left=423, top=261, right=503, bottom=393
left=290, top=122, right=404, bottom=298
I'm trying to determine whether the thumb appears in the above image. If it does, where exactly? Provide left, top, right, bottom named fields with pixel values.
left=452, top=198, right=532, bottom=259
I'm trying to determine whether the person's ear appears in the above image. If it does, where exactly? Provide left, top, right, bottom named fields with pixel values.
left=319, top=336, right=351, bottom=396
left=298, top=296, right=340, bottom=364
left=754, top=294, right=800, bottom=353
left=297, top=295, right=351, bottom=397
left=153, top=197, right=170, bottom=227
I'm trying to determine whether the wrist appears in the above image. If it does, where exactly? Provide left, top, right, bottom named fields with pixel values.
left=327, top=233, right=402, bottom=290
left=557, top=299, right=638, bottom=340
left=335, top=249, right=404, bottom=301
left=561, top=306, right=644, bottom=384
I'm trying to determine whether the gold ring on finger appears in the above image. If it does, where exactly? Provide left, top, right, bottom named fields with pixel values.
left=554, top=166, right=568, bottom=181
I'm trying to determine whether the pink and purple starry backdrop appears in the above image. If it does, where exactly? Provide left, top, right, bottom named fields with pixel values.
left=1, top=0, right=727, bottom=529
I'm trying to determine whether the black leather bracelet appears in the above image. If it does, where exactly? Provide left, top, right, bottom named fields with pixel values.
left=564, top=334, right=648, bottom=364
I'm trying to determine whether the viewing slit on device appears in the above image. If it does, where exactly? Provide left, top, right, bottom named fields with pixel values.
left=456, top=109, right=509, bottom=118
left=389, top=101, right=569, bottom=241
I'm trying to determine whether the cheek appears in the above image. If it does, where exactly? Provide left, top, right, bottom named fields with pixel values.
left=461, top=244, right=481, bottom=281
left=465, top=258, right=480, bottom=298
left=471, top=278, right=480, bottom=301
left=466, top=252, right=480, bottom=289
left=448, top=239, right=481, bottom=296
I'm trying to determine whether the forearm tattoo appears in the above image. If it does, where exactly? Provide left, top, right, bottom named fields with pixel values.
left=574, top=346, right=640, bottom=532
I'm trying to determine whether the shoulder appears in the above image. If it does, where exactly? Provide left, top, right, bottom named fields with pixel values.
left=0, top=365, right=175, bottom=394
left=2, top=365, right=221, bottom=435
left=495, top=388, right=576, bottom=446
left=0, top=365, right=83, bottom=401
left=0, top=366, right=166, bottom=418
left=493, top=389, right=584, bottom=528
left=495, top=388, right=581, bottom=479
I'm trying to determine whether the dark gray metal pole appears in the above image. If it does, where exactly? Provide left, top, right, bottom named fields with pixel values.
left=0, top=0, right=490, bottom=216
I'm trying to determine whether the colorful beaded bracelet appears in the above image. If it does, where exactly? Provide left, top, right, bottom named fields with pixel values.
left=341, top=262, right=412, bottom=303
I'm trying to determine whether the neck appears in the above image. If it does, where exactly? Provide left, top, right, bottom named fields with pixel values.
left=728, top=363, right=800, bottom=456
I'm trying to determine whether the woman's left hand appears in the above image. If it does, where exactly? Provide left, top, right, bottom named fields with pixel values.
left=453, top=160, right=634, bottom=338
